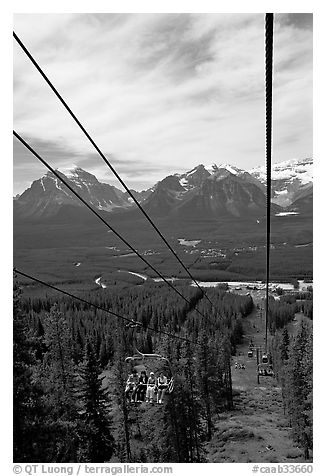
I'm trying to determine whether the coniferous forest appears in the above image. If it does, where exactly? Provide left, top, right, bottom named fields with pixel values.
left=13, top=278, right=251, bottom=463
left=13, top=275, right=312, bottom=463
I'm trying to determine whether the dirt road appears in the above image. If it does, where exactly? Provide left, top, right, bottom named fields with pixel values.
left=206, top=295, right=307, bottom=463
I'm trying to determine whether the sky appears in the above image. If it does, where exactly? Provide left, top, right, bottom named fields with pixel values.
left=13, top=13, right=313, bottom=195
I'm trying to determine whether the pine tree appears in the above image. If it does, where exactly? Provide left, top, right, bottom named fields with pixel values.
left=77, top=340, right=115, bottom=462
left=41, top=304, right=76, bottom=412
left=13, top=281, right=44, bottom=461
left=286, top=319, right=313, bottom=459
left=157, top=342, right=205, bottom=463
left=113, top=326, right=132, bottom=462
left=280, top=327, right=290, bottom=362
left=38, top=304, right=80, bottom=461
left=195, top=330, right=215, bottom=439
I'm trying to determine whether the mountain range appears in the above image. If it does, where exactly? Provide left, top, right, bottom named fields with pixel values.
left=14, top=157, right=312, bottom=222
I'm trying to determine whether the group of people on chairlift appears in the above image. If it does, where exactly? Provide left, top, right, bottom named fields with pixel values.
left=125, top=370, right=169, bottom=404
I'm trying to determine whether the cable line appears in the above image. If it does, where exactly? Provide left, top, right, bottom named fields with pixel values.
left=13, top=268, right=210, bottom=350
left=264, top=13, right=274, bottom=351
left=13, top=31, right=214, bottom=307
left=13, top=130, right=209, bottom=320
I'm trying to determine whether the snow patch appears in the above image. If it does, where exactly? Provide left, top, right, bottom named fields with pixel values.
left=217, top=164, right=243, bottom=175
left=118, top=270, right=148, bottom=281
left=95, top=276, right=107, bottom=289
left=179, top=178, right=188, bottom=186
left=250, top=158, right=313, bottom=184
left=275, top=211, right=299, bottom=217
left=59, top=165, right=81, bottom=178
left=178, top=238, right=201, bottom=247
left=204, top=163, right=218, bottom=174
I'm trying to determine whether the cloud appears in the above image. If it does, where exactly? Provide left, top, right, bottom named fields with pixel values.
left=13, top=13, right=312, bottom=194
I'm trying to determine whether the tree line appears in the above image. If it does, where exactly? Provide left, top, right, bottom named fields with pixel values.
left=267, top=291, right=313, bottom=334
left=271, top=301, right=313, bottom=459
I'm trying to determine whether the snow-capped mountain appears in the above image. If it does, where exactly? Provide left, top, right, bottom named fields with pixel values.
left=14, top=167, right=131, bottom=219
left=249, top=158, right=313, bottom=207
left=142, top=165, right=280, bottom=218
left=176, top=164, right=211, bottom=190
left=172, top=169, right=280, bottom=219
left=175, top=163, right=265, bottom=193
left=14, top=158, right=312, bottom=221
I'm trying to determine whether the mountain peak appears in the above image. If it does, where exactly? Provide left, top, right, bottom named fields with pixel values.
left=58, top=164, right=81, bottom=177
left=57, top=166, right=98, bottom=181
left=216, top=164, right=245, bottom=175
left=43, top=166, right=89, bottom=179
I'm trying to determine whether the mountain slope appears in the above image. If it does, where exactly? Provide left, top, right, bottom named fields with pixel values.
left=172, top=170, right=280, bottom=219
left=287, top=184, right=313, bottom=215
left=14, top=167, right=130, bottom=220
left=250, top=158, right=313, bottom=207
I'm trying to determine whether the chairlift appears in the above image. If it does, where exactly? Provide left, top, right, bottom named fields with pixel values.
left=247, top=350, right=253, bottom=358
left=258, top=364, right=274, bottom=377
left=125, top=319, right=142, bottom=331
left=261, top=354, right=269, bottom=364
left=125, top=349, right=174, bottom=403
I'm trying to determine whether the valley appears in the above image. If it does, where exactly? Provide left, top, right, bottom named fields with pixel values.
left=14, top=208, right=312, bottom=295
left=13, top=158, right=313, bottom=292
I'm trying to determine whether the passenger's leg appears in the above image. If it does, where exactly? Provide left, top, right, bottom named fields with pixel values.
left=140, top=386, right=145, bottom=402
left=149, top=386, right=154, bottom=403
left=160, top=388, right=167, bottom=403
left=157, top=388, right=161, bottom=403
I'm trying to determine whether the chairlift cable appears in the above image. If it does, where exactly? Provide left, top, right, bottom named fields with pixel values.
left=264, top=13, right=274, bottom=353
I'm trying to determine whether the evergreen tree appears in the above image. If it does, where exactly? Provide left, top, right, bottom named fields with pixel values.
left=157, top=342, right=205, bottom=463
left=195, top=329, right=221, bottom=439
left=13, top=282, right=44, bottom=461
left=286, top=319, right=313, bottom=459
left=77, top=340, right=115, bottom=462
left=280, top=327, right=290, bottom=362
left=113, top=326, right=132, bottom=462
left=37, top=304, right=80, bottom=461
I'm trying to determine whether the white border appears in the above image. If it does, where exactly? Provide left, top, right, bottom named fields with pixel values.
left=3, top=2, right=324, bottom=474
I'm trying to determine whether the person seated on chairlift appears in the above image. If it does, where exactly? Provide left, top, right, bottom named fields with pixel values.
left=146, top=372, right=156, bottom=404
left=136, top=370, right=148, bottom=402
left=156, top=371, right=168, bottom=404
left=125, top=371, right=139, bottom=402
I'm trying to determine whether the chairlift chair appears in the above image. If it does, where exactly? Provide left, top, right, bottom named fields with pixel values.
left=125, top=349, right=174, bottom=395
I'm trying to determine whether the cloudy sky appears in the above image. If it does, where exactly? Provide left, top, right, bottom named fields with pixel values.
left=13, top=13, right=312, bottom=194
